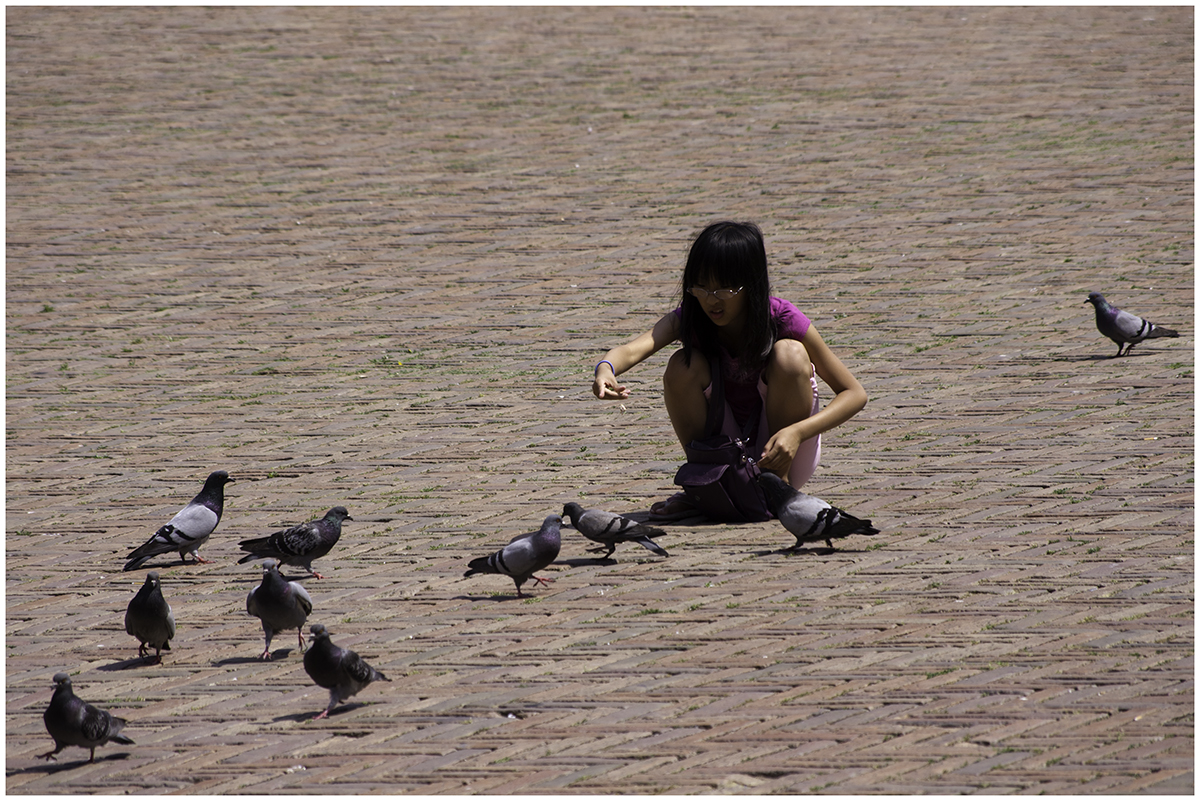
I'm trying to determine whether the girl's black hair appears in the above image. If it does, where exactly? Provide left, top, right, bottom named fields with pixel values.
left=679, top=221, right=775, bottom=368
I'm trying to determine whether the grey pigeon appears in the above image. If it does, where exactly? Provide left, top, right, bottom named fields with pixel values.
left=463, top=514, right=562, bottom=597
left=561, top=502, right=669, bottom=559
left=237, top=506, right=352, bottom=579
left=246, top=558, right=313, bottom=660
left=303, top=623, right=391, bottom=721
left=757, top=472, right=879, bottom=550
left=1085, top=291, right=1179, bottom=357
left=124, top=571, right=175, bottom=662
left=123, top=470, right=233, bottom=571
left=40, top=672, right=134, bottom=763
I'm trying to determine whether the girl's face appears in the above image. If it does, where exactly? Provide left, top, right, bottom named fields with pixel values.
left=689, top=275, right=747, bottom=330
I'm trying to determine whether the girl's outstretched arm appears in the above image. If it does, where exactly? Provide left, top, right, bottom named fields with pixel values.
left=593, top=312, right=681, bottom=400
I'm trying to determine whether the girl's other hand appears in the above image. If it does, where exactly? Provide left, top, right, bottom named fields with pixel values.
left=759, top=427, right=802, bottom=476
left=593, top=372, right=630, bottom=400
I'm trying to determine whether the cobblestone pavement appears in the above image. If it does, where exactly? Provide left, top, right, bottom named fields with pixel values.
left=6, top=6, right=1193, bottom=794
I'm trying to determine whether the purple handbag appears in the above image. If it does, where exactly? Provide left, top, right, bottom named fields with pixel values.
left=672, top=353, right=773, bottom=522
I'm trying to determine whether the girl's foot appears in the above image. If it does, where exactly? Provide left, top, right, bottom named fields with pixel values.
left=649, top=493, right=700, bottom=522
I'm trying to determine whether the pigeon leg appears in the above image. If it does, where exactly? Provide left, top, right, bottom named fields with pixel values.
left=530, top=575, right=555, bottom=588
left=137, top=642, right=148, bottom=659
left=311, top=691, right=338, bottom=720
left=89, top=747, right=96, bottom=763
left=297, top=628, right=307, bottom=652
left=38, top=746, right=63, bottom=761
left=309, top=570, right=326, bottom=580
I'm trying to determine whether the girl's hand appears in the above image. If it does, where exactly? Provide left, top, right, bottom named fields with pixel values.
left=758, top=426, right=804, bottom=476
left=593, top=370, right=630, bottom=400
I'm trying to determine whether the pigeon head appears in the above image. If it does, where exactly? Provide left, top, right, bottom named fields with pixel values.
left=205, top=470, right=233, bottom=487
left=261, top=558, right=279, bottom=572
left=144, top=572, right=161, bottom=589
left=52, top=672, right=71, bottom=688
left=1085, top=292, right=1107, bottom=307
left=755, top=471, right=792, bottom=508
left=561, top=503, right=584, bottom=526
left=309, top=623, right=330, bottom=640
left=325, top=506, right=352, bottom=522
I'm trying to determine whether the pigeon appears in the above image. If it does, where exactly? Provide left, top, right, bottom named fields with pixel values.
left=246, top=558, right=313, bottom=660
left=237, top=506, right=352, bottom=579
left=123, top=470, right=233, bottom=571
left=561, top=502, right=669, bottom=559
left=303, top=623, right=391, bottom=721
left=756, top=472, right=879, bottom=550
left=463, top=514, right=562, bottom=597
left=40, top=672, right=134, bottom=763
left=1085, top=291, right=1179, bottom=357
left=124, top=571, right=175, bottom=662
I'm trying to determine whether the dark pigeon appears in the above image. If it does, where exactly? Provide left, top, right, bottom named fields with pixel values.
left=303, top=623, right=390, bottom=720
left=123, top=470, right=233, bottom=571
left=246, top=558, right=313, bottom=660
left=464, top=514, right=562, bottom=597
left=561, top=502, right=668, bottom=559
left=1085, top=291, right=1179, bottom=357
left=40, top=672, right=134, bottom=763
left=757, top=472, right=879, bottom=550
left=124, top=571, right=175, bottom=662
left=237, top=506, right=352, bottom=579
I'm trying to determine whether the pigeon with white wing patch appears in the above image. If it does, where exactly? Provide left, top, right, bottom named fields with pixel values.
left=562, top=502, right=668, bottom=559
left=757, top=472, right=879, bottom=550
left=123, top=470, right=232, bottom=571
left=464, top=514, right=561, bottom=597
left=1085, top=291, right=1179, bottom=357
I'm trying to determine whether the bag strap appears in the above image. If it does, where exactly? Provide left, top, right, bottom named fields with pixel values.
left=703, top=352, right=725, bottom=437
left=704, top=351, right=759, bottom=443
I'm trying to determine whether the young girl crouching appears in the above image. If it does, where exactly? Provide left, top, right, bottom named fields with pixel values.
left=592, top=221, right=867, bottom=520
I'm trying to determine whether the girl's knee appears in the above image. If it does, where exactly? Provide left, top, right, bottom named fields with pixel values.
left=664, top=349, right=710, bottom=391
left=767, top=338, right=811, bottom=380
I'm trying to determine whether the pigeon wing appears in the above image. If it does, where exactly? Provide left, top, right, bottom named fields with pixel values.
left=165, top=502, right=219, bottom=539
left=496, top=536, right=540, bottom=577
left=78, top=703, right=119, bottom=744
left=1110, top=308, right=1151, bottom=342
left=291, top=581, right=314, bottom=616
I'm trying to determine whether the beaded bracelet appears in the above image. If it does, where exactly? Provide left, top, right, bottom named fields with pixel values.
left=594, top=359, right=616, bottom=377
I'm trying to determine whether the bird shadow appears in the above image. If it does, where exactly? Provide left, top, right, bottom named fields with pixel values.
left=752, top=545, right=869, bottom=557
left=560, top=556, right=616, bottom=567
left=272, top=702, right=366, bottom=724
left=453, top=593, right=530, bottom=602
left=10, top=751, right=133, bottom=775
left=96, top=656, right=161, bottom=671
left=1039, top=353, right=1125, bottom=362
left=212, top=649, right=295, bottom=666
